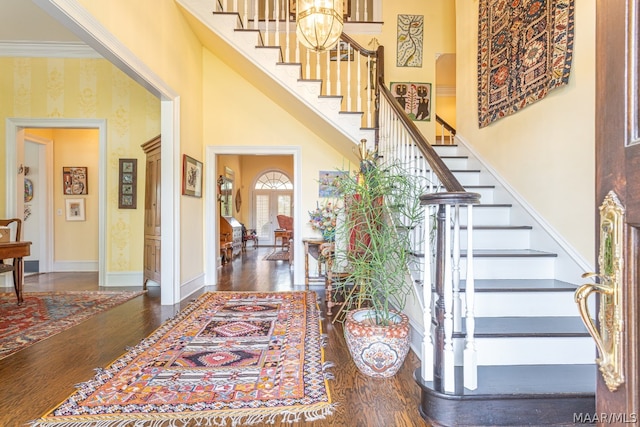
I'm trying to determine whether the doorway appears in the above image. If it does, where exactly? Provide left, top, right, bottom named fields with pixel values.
left=205, top=146, right=304, bottom=286
left=254, top=171, right=293, bottom=246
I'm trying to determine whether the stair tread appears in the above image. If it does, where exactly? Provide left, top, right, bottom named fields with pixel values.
left=461, top=279, right=578, bottom=291
left=461, top=225, right=533, bottom=230
left=463, top=249, right=557, bottom=257
left=417, top=364, right=595, bottom=396
left=457, top=316, right=589, bottom=337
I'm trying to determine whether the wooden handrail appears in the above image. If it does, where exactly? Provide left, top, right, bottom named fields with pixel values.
left=435, top=114, right=456, bottom=136
left=339, top=33, right=377, bottom=56
left=377, top=78, right=466, bottom=193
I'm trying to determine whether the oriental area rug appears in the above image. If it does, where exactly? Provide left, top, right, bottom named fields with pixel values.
left=30, top=291, right=335, bottom=427
left=477, top=0, right=575, bottom=127
left=264, top=249, right=291, bottom=261
left=0, top=291, right=145, bottom=360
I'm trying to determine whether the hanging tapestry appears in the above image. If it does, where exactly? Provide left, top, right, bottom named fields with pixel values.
left=477, top=0, right=575, bottom=128
left=397, top=14, right=424, bottom=67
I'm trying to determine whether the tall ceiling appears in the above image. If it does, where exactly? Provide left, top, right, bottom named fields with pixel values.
left=0, top=0, right=80, bottom=43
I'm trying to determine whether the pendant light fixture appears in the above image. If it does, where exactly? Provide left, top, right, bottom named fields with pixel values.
left=296, top=0, right=344, bottom=52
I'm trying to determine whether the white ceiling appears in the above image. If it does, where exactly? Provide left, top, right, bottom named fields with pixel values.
left=0, top=0, right=80, bottom=43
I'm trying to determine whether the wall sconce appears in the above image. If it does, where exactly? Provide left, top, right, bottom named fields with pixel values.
left=296, top=0, right=343, bottom=52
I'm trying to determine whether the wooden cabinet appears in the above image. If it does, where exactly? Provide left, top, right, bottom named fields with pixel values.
left=142, top=135, right=161, bottom=286
left=220, top=216, right=243, bottom=259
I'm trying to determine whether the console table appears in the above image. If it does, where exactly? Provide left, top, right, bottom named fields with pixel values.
left=302, top=237, right=326, bottom=289
left=0, top=241, right=32, bottom=305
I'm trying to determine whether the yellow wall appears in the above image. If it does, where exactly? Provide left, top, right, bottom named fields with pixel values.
left=456, top=0, right=596, bottom=262
left=0, top=57, right=160, bottom=273
left=347, top=0, right=456, bottom=143
left=51, top=128, right=99, bottom=261
left=203, top=50, right=353, bottom=238
left=75, top=0, right=205, bottom=282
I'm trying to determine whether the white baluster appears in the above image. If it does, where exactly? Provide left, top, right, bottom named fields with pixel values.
left=421, top=199, right=434, bottom=383
left=364, top=0, right=369, bottom=22
left=305, top=48, right=310, bottom=79
left=285, top=0, right=290, bottom=60
left=336, top=43, right=341, bottom=97
left=443, top=204, right=455, bottom=394
left=316, top=50, right=321, bottom=80
left=346, top=43, right=352, bottom=111
left=452, top=204, right=461, bottom=332
left=222, top=0, right=228, bottom=11
left=253, top=0, right=259, bottom=30
left=367, top=56, right=372, bottom=128
left=356, top=52, right=362, bottom=115
left=355, top=0, right=360, bottom=21
left=325, top=50, right=331, bottom=95
left=274, top=0, right=280, bottom=46
left=463, top=204, right=478, bottom=390
left=263, top=0, right=269, bottom=44
left=242, top=0, right=248, bottom=27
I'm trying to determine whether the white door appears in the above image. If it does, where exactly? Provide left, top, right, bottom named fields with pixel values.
left=253, top=171, right=293, bottom=246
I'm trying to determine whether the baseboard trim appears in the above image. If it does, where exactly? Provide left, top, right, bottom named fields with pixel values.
left=180, top=273, right=206, bottom=302
left=104, top=271, right=145, bottom=287
left=52, top=261, right=98, bottom=272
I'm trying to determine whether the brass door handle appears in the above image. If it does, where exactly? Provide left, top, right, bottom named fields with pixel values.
left=574, top=191, right=625, bottom=392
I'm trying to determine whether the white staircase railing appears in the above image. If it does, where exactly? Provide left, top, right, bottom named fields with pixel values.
left=377, top=81, right=481, bottom=391
left=214, top=0, right=379, bottom=130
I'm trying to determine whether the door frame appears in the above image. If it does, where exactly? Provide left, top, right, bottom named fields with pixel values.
left=205, top=146, right=303, bottom=286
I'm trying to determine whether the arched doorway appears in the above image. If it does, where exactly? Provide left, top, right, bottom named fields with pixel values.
left=253, top=171, right=293, bottom=246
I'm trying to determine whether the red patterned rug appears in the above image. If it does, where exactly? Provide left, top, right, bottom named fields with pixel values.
left=477, top=0, right=575, bottom=127
left=30, top=291, right=335, bottom=427
left=0, top=291, right=145, bottom=360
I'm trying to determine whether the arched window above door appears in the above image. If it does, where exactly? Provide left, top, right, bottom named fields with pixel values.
left=255, top=171, right=292, bottom=190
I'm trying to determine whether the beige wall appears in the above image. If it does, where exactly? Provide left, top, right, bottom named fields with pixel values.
left=455, top=0, right=596, bottom=263
left=0, top=57, right=159, bottom=273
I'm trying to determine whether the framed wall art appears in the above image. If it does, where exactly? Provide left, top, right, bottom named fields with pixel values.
left=182, top=154, right=203, bottom=198
left=118, top=158, right=137, bottom=209
left=390, top=82, right=432, bottom=121
left=330, top=40, right=354, bottom=61
left=65, top=198, right=86, bottom=221
left=63, top=166, right=88, bottom=195
left=319, top=171, right=348, bottom=197
left=397, top=14, right=424, bottom=67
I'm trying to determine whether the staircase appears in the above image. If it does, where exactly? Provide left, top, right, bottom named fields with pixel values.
left=414, top=142, right=596, bottom=426
left=176, top=1, right=596, bottom=425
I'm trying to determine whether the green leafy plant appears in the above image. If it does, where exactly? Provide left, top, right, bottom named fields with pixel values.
left=333, top=150, right=429, bottom=326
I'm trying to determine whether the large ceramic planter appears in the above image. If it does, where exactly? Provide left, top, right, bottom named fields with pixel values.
left=344, top=308, right=411, bottom=378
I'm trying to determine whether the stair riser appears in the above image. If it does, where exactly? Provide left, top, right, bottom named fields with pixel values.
left=461, top=228, right=531, bottom=250
left=435, top=171, right=480, bottom=186
left=472, top=337, right=595, bottom=365
left=463, top=186, right=494, bottom=203
left=440, top=157, right=469, bottom=169
left=458, top=206, right=511, bottom=226
left=461, top=291, right=587, bottom=317
left=461, top=257, right=556, bottom=280
left=432, top=145, right=460, bottom=157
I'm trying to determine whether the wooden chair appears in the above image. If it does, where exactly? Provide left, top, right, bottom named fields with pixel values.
left=276, top=215, right=294, bottom=248
left=0, top=218, right=23, bottom=296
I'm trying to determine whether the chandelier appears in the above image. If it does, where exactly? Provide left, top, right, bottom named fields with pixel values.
left=296, top=0, right=343, bottom=52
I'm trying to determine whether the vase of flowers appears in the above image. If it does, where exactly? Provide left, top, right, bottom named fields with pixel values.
left=308, top=202, right=338, bottom=242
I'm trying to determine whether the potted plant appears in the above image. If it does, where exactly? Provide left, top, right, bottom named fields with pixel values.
left=332, top=142, right=428, bottom=378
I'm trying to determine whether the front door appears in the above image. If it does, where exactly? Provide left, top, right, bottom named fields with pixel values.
left=594, top=0, right=639, bottom=421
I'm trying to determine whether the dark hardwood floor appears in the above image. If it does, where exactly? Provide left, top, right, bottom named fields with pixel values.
left=0, top=247, right=427, bottom=427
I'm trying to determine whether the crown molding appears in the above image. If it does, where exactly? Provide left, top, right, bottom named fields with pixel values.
left=0, top=41, right=101, bottom=58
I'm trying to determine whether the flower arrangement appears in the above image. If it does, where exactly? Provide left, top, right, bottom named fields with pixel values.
left=308, top=202, right=339, bottom=241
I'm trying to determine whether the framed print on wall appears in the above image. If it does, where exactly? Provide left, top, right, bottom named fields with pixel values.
left=63, top=166, right=88, bottom=195
left=118, top=158, right=137, bottom=209
left=389, top=82, right=432, bottom=121
left=182, top=154, right=203, bottom=198
left=65, top=198, right=86, bottom=221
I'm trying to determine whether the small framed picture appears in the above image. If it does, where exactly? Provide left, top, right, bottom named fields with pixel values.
left=63, top=166, right=88, bottom=195
left=118, top=159, right=137, bottom=209
left=65, top=198, right=86, bottom=221
left=182, top=154, right=203, bottom=198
